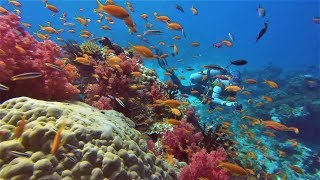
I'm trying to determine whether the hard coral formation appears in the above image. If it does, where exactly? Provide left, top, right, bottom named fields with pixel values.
left=178, top=148, right=230, bottom=180
left=0, top=13, right=79, bottom=101
left=80, top=41, right=103, bottom=61
left=0, top=97, right=178, bottom=179
left=162, top=119, right=203, bottom=162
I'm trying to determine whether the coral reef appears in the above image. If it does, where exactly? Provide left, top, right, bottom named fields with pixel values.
left=0, top=97, right=181, bottom=179
left=80, top=41, right=104, bottom=61
left=162, top=119, right=203, bottom=162
left=178, top=148, right=230, bottom=180
left=0, top=13, right=79, bottom=102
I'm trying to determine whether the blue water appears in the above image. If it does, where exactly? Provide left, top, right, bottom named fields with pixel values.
left=1, top=0, right=319, bottom=179
left=2, top=0, right=319, bottom=69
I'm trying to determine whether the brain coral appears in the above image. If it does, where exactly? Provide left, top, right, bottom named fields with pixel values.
left=0, top=97, right=178, bottom=179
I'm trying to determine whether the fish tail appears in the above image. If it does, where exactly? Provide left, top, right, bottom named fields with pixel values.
left=95, top=0, right=103, bottom=12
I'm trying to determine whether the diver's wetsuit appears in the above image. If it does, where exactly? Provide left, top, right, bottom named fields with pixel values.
left=169, top=71, right=210, bottom=99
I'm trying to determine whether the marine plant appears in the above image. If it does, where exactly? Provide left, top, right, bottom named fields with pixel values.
left=161, top=119, right=203, bottom=162
left=178, top=148, right=230, bottom=180
left=0, top=13, right=79, bottom=101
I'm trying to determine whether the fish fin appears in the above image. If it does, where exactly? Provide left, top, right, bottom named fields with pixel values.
left=95, top=0, right=104, bottom=12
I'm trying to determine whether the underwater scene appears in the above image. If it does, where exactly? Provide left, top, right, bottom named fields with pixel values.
left=0, top=0, right=319, bottom=179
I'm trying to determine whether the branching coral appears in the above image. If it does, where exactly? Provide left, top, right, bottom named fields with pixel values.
left=161, top=119, right=203, bottom=162
left=0, top=13, right=79, bottom=101
left=178, top=148, right=230, bottom=180
left=80, top=41, right=103, bottom=61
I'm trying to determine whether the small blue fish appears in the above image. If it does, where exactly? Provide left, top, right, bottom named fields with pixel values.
left=228, top=33, right=235, bottom=42
left=257, top=4, right=266, bottom=17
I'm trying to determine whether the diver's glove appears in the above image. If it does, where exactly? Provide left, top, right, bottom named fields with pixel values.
left=222, top=101, right=237, bottom=107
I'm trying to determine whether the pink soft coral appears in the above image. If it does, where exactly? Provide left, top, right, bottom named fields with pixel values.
left=178, top=148, right=231, bottom=180
left=0, top=12, right=79, bottom=101
left=162, top=119, right=203, bottom=162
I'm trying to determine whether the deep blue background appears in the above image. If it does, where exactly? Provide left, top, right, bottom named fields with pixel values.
left=1, top=0, right=319, bottom=70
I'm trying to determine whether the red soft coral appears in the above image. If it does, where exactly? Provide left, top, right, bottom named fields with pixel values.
left=0, top=13, right=79, bottom=101
left=162, top=119, right=203, bottom=162
left=178, top=148, right=231, bottom=180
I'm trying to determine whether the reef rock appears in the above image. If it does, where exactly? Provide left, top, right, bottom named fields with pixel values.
left=0, top=97, right=178, bottom=179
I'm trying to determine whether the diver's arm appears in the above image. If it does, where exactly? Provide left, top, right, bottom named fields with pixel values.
left=211, top=86, right=236, bottom=106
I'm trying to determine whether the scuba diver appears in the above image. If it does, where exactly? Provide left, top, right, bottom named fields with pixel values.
left=157, top=54, right=244, bottom=110
left=174, top=67, right=242, bottom=110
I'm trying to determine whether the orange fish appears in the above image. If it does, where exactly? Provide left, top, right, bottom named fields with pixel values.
left=245, top=79, right=257, bottom=84
left=14, top=117, right=27, bottom=138
left=164, top=72, right=172, bottom=76
left=264, top=80, right=279, bottom=89
left=287, top=139, right=298, bottom=147
left=221, top=40, right=232, bottom=47
left=225, top=85, right=241, bottom=92
left=140, top=13, right=148, bottom=19
left=95, top=0, right=129, bottom=20
left=51, top=123, right=65, bottom=155
left=218, top=162, right=248, bottom=176
left=45, top=3, right=59, bottom=13
left=0, top=49, right=6, bottom=56
left=131, top=71, right=142, bottom=77
left=262, top=121, right=299, bottom=134
left=227, top=96, right=236, bottom=101
left=167, top=22, right=182, bottom=30
left=153, top=12, right=170, bottom=22
left=9, top=0, right=21, bottom=7
left=242, top=91, right=251, bottom=95
left=171, top=108, right=181, bottom=116
left=74, top=54, right=92, bottom=65
left=190, top=90, right=199, bottom=94
left=160, top=54, right=169, bottom=59
left=173, top=35, right=181, bottom=40
left=129, top=84, right=138, bottom=91
left=22, top=22, right=31, bottom=28
left=173, top=44, right=178, bottom=55
left=262, top=95, right=273, bottom=102
left=0, top=6, right=9, bottom=14
left=289, top=165, right=304, bottom=174
left=158, top=99, right=181, bottom=108
left=166, top=119, right=181, bottom=126
left=130, top=44, right=154, bottom=58
left=75, top=16, right=89, bottom=26
left=191, top=42, right=200, bottom=47
left=40, top=25, right=57, bottom=34
left=105, top=16, right=115, bottom=24
left=190, top=5, right=198, bottom=15
left=15, top=45, right=27, bottom=54
left=167, top=154, right=174, bottom=165
left=100, top=25, right=111, bottom=30
left=264, top=131, right=276, bottom=137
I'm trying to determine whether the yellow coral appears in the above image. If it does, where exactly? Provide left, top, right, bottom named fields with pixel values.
left=80, top=41, right=101, bottom=56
